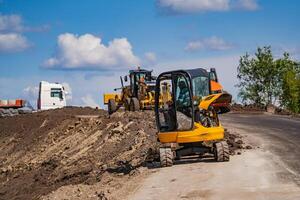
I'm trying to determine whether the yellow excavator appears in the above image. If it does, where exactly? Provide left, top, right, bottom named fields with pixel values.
left=154, top=68, right=232, bottom=167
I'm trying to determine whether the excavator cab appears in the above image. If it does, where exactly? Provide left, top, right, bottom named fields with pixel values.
left=155, top=71, right=194, bottom=132
left=155, top=68, right=232, bottom=167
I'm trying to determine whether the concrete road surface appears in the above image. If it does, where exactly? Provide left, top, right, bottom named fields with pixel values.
left=128, top=113, right=300, bottom=200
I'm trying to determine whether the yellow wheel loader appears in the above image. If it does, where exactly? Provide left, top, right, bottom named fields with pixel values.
left=154, top=68, right=232, bottom=167
left=103, top=68, right=157, bottom=114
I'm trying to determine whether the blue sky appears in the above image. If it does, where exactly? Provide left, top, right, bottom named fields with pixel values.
left=0, top=0, right=299, bottom=108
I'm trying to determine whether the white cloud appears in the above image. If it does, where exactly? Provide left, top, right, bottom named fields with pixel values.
left=0, top=13, right=50, bottom=33
left=23, top=86, right=39, bottom=98
left=44, top=58, right=59, bottom=66
left=185, top=36, right=233, bottom=52
left=234, top=0, right=259, bottom=10
left=158, top=0, right=230, bottom=13
left=43, top=33, right=140, bottom=70
left=0, top=14, right=48, bottom=53
left=0, top=14, right=23, bottom=32
left=144, top=52, right=157, bottom=63
left=81, top=94, right=100, bottom=108
left=0, top=33, right=30, bottom=52
left=22, top=85, right=39, bottom=107
left=157, top=0, right=259, bottom=13
left=185, top=41, right=204, bottom=52
left=62, top=82, right=72, bottom=101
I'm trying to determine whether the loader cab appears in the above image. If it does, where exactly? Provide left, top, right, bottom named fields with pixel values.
left=126, top=68, right=155, bottom=98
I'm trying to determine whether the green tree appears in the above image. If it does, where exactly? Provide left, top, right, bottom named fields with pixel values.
left=237, top=46, right=281, bottom=106
left=278, top=53, right=300, bottom=113
left=237, top=47, right=300, bottom=113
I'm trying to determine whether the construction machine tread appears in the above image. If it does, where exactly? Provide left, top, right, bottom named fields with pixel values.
left=214, top=141, right=230, bottom=162
left=223, top=141, right=230, bottom=161
left=159, top=147, right=173, bottom=167
left=108, top=99, right=117, bottom=114
left=130, top=97, right=140, bottom=112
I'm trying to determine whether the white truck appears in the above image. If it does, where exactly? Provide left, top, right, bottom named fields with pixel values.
left=37, top=81, right=67, bottom=110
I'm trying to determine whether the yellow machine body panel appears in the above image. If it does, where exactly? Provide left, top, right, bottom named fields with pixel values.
left=199, top=93, right=232, bottom=111
left=158, top=123, right=224, bottom=144
left=140, top=99, right=154, bottom=108
left=199, top=93, right=223, bottom=110
left=103, top=93, right=121, bottom=104
left=140, top=91, right=155, bottom=108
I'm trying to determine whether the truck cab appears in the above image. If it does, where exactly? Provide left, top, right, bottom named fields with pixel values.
left=38, top=81, right=67, bottom=110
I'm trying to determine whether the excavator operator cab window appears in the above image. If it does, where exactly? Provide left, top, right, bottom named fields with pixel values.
left=155, top=72, right=194, bottom=132
left=192, top=76, right=210, bottom=100
left=174, top=75, right=193, bottom=131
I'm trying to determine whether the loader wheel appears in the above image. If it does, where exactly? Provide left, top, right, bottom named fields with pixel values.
left=125, top=98, right=131, bottom=111
left=214, top=141, right=230, bottom=162
left=108, top=99, right=117, bottom=114
left=159, top=147, right=173, bottom=167
left=130, top=97, right=140, bottom=111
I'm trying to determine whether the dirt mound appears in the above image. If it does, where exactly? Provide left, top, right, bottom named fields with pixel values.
left=230, top=103, right=266, bottom=113
left=224, top=129, right=252, bottom=155
left=0, top=107, right=246, bottom=200
left=0, top=108, right=157, bottom=200
left=230, top=103, right=298, bottom=117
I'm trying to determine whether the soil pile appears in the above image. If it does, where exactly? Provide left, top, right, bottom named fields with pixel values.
left=0, top=108, right=157, bottom=200
left=230, top=103, right=299, bottom=117
left=224, top=129, right=252, bottom=155
left=0, top=107, right=245, bottom=200
left=230, top=103, right=266, bottom=113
